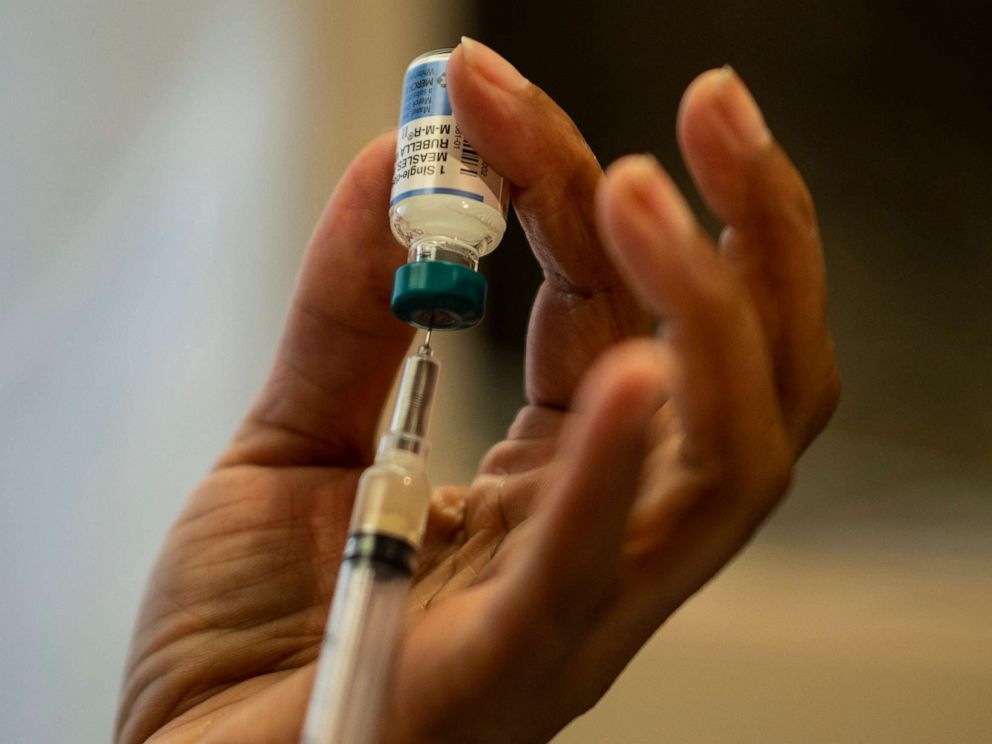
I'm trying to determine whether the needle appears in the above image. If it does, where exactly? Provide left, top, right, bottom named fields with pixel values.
left=418, top=327, right=433, bottom=358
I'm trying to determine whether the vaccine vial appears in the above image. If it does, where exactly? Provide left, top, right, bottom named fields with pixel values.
left=389, top=48, right=510, bottom=330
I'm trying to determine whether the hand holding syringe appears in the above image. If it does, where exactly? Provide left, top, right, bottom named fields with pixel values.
left=118, top=39, right=837, bottom=744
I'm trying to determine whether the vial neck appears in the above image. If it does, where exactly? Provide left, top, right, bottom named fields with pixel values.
left=409, top=238, right=479, bottom=271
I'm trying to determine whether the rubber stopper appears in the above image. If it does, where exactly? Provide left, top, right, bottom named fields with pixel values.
left=390, top=260, right=487, bottom=330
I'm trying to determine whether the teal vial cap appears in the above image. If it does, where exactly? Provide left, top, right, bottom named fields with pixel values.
left=391, top=261, right=487, bottom=330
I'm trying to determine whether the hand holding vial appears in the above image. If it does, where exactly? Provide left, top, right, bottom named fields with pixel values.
left=116, top=38, right=839, bottom=744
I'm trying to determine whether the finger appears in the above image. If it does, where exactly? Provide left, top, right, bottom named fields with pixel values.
left=595, top=154, right=790, bottom=487
left=508, top=340, right=668, bottom=626
left=676, top=68, right=839, bottom=449
left=219, top=133, right=415, bottom=468
left=447, top=38, right=652, bottom=409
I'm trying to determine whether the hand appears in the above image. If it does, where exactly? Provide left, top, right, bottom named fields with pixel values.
left=116, top=39, right=838, bottom=744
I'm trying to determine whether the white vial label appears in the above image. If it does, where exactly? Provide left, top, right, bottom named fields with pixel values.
left=390, top=54, right=508, bottom=215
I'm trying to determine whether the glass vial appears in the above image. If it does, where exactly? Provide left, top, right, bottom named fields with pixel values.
left=389, top=48, right=510, bottom=330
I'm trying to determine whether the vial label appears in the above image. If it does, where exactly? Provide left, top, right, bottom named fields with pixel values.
left=390, top=54, right=508, bottom=215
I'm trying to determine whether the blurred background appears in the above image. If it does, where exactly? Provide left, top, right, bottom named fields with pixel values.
left=1, top=1, right=989, bottom=742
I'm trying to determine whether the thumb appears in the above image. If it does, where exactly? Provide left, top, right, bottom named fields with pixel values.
left=220, top=133, right=415, bottom=469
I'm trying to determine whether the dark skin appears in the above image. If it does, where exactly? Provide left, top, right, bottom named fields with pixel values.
left=117, top=39, right=839, bottom=744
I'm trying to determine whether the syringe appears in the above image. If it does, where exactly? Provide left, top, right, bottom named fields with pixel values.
left=301, top=335, right=439, bottom=744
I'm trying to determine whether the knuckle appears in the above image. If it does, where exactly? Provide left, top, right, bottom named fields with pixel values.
left=787, top=171, right=818, bottom=230
left=522, top=87, right=601, bottom=187
left=745, top=430, right=795, bottom=504
left=767, top=143, right=817, bottom=219
left=804, top=359, right=842, bottom=442
left=691, top=444, right=793, bottom=517
left=738, top=441, right=794, bottom=515
left=760, top=450, right=794, bottom=499
left=820, top=360, right=842, bottom=417
left=751, top=145, right=820, bottom=236
left=478, top=438, right=518, bottom=474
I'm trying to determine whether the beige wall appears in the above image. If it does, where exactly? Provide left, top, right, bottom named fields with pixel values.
left=0, top=3, right=463, bottom=741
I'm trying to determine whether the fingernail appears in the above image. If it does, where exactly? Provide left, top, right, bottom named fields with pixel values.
left=441, top=505, right=465, bottom=523
left=431, top=488, right=465, bottom=513
left=716, top=66, right=771, bottom=149
left=431, top=490, right=466, bottom=529
left=459, top=36, right=528, bottom=92
left=617, top=154, right=695, bottom=239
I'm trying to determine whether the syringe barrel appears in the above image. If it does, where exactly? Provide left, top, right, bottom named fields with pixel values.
left=300, top=553, right=410, bottom=744
left=388, top=348, right=439, bottom=440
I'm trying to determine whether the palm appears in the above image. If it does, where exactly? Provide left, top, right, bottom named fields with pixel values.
left=127, top=400, right=686, bottom=743
left=118, top=48, right=838, bottom=744
left=121, top=411, right=551, bottom=740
